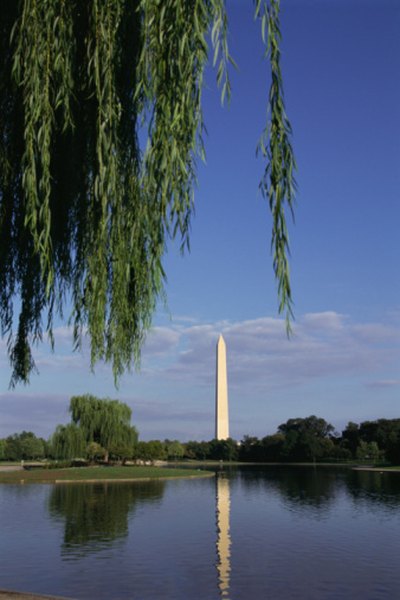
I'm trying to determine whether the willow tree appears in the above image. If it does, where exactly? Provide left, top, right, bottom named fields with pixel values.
left=69, top=394, right=138, bottom=461
left=0, top=0, right=296, bottom=386
left=51, top=423, right=86, bottom=460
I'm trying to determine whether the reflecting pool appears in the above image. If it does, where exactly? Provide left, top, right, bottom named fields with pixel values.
left=1, top=466, right=400, bottom=599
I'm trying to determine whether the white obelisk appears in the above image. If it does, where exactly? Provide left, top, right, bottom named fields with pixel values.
left=215, top=335, right=229, bottom=440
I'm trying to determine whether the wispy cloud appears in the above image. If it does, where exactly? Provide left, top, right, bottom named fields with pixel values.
left=1, top=311, right=399, bottom=439
left=301, top=311, right=348, bottom=332
left=142, top=326, right=181, bottom=356
left=366, top=380, right=400, bottom=389
left=140, top=312, right=399, bottom=392
left=11, top=311, right=400, bottom=392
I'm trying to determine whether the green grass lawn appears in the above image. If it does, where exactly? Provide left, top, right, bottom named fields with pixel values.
left=0, top=465, right=214, bottom=483
left=372, top=466, right=400, bottom=471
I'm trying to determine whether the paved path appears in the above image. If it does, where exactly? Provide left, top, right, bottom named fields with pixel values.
left=0, top=466, right=23, bottom=472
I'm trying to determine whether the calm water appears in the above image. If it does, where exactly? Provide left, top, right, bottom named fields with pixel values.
left=1, top=466, right=400, bottom=599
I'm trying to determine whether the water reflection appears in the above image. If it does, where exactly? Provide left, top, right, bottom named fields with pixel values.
left=238, top=466, right=340, bottom=514
left=215, top=474, right=231, bottom=599
left=48, top=481, right=165, bottom=557
left=2, top=467, right=400, bottom=599
left=347, top=470, right=400, bottom=511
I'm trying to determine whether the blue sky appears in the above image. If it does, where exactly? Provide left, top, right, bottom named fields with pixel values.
left=1, top=0, right=399, bottom=441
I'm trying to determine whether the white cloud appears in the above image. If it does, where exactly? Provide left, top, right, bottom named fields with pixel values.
left=351, top=323, right=399, bottom=343
left=1, top=311, right=399, bottom=440
left=142, top=326, right=181, bottom=356
left=145, top=312, right=399, bottom=392
left=300, top=311, right=347, bottom=332
left=3, top=312, right=399, bottom=393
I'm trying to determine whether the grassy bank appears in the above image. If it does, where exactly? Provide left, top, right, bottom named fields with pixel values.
left=352, top=466, right=400, bottom=472
left=0, top=465, right=214, bottom=484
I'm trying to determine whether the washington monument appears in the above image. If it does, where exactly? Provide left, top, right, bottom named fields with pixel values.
left=215, top=335, right=229, bottom=440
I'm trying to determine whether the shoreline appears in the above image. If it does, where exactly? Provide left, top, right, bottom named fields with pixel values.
left=52, top=473, right=214, bottom=484
left=0, top=465, right=214, bottom=485
left=0, top=592, right=73, bottom=600
left=352, top=466, right=400, bottom=473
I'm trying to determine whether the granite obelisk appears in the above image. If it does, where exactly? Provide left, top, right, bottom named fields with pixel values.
left=215, top=335, right=229, bottom=440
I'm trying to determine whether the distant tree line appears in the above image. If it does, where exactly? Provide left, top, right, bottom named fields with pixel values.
left=0, top=431, right=186, bottom=464
left=0, top=395, right=139, bottom=464
left=184, top=416, right=400, bottom=464
left=1, top=411, right=400, bottom=465
left=0, top=430, right=48, bottom=461
left=0, top=394, right=185, bottom=464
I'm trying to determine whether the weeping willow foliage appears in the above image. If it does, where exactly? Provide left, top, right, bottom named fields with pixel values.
left=0, top=0, right=296, bottom=386
left=51, top=395, right=138, bottom=460
left=256, top=0, right=296, bottom=330
left=69, top=394, right=138, bottom=455
left=51, top=423, right=87, bottom=460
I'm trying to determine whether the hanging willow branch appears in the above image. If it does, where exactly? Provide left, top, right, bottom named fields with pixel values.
left=255, top=0, right=297, bottom=332
left=0, top=0, right=295, bottom=386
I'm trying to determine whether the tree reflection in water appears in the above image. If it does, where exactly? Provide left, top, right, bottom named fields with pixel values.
left=228, top=465, right=400, bottom=516
left=347, top=470, right=400, bottom=511
left=48, top=481, right=165, bottom=557
left=238, top=466, right=340, bottom=514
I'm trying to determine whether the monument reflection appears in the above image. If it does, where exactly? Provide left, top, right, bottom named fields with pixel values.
left=216, top=474, right=231, bottom=599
